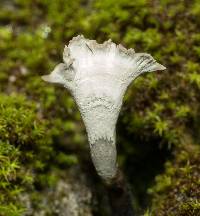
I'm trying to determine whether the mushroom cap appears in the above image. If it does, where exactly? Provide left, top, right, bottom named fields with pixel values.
left=42, top=35, right=166, bottom=180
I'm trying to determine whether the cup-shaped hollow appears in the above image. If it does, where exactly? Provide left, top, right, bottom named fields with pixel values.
left=42, top=35, right=166, bottom=181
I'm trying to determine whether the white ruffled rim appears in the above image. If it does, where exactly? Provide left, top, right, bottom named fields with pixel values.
left=42, top=35, right=166, bottom=88
left=63, top=35, right=136, bottom=64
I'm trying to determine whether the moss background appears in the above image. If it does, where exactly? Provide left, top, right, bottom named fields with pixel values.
left=0, top=0, right=200, bottom=215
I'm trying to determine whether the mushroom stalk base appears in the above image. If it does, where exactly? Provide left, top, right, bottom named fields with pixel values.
left=90, top=138, right=117, bottom=182
left=105, top=169, right=135, bottom=216
left=90, top=139, right=135, bottom=215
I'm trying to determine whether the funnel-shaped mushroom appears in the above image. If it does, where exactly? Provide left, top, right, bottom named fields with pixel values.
left=42, top=35, right=166, bottom=181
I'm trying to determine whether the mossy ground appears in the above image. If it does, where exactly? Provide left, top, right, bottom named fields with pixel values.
left=0, top=0, right=200, bottom=215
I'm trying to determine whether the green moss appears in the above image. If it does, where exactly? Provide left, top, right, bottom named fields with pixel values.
left=0, top=141, right=25, bottom=216
left=0, top=0, right=200, bottom=215
left=0, top=93, right=46, bottom=215
left=0, top=93, right=79, bottom=214
left=149, top=145, right=200, bottom=216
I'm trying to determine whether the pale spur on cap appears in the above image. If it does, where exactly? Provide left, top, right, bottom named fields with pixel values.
left=42, top=35, right=166, bottom=181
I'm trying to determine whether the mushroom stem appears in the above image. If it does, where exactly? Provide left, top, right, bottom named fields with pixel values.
left=90, top=138, right=117, bottom=182
left=90, top=139, right=135, bottom=215
left=105, top=169, right=135, bottom=216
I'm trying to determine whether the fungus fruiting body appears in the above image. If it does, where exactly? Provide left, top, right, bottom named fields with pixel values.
left=42, top=35, right=166, bottom=181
